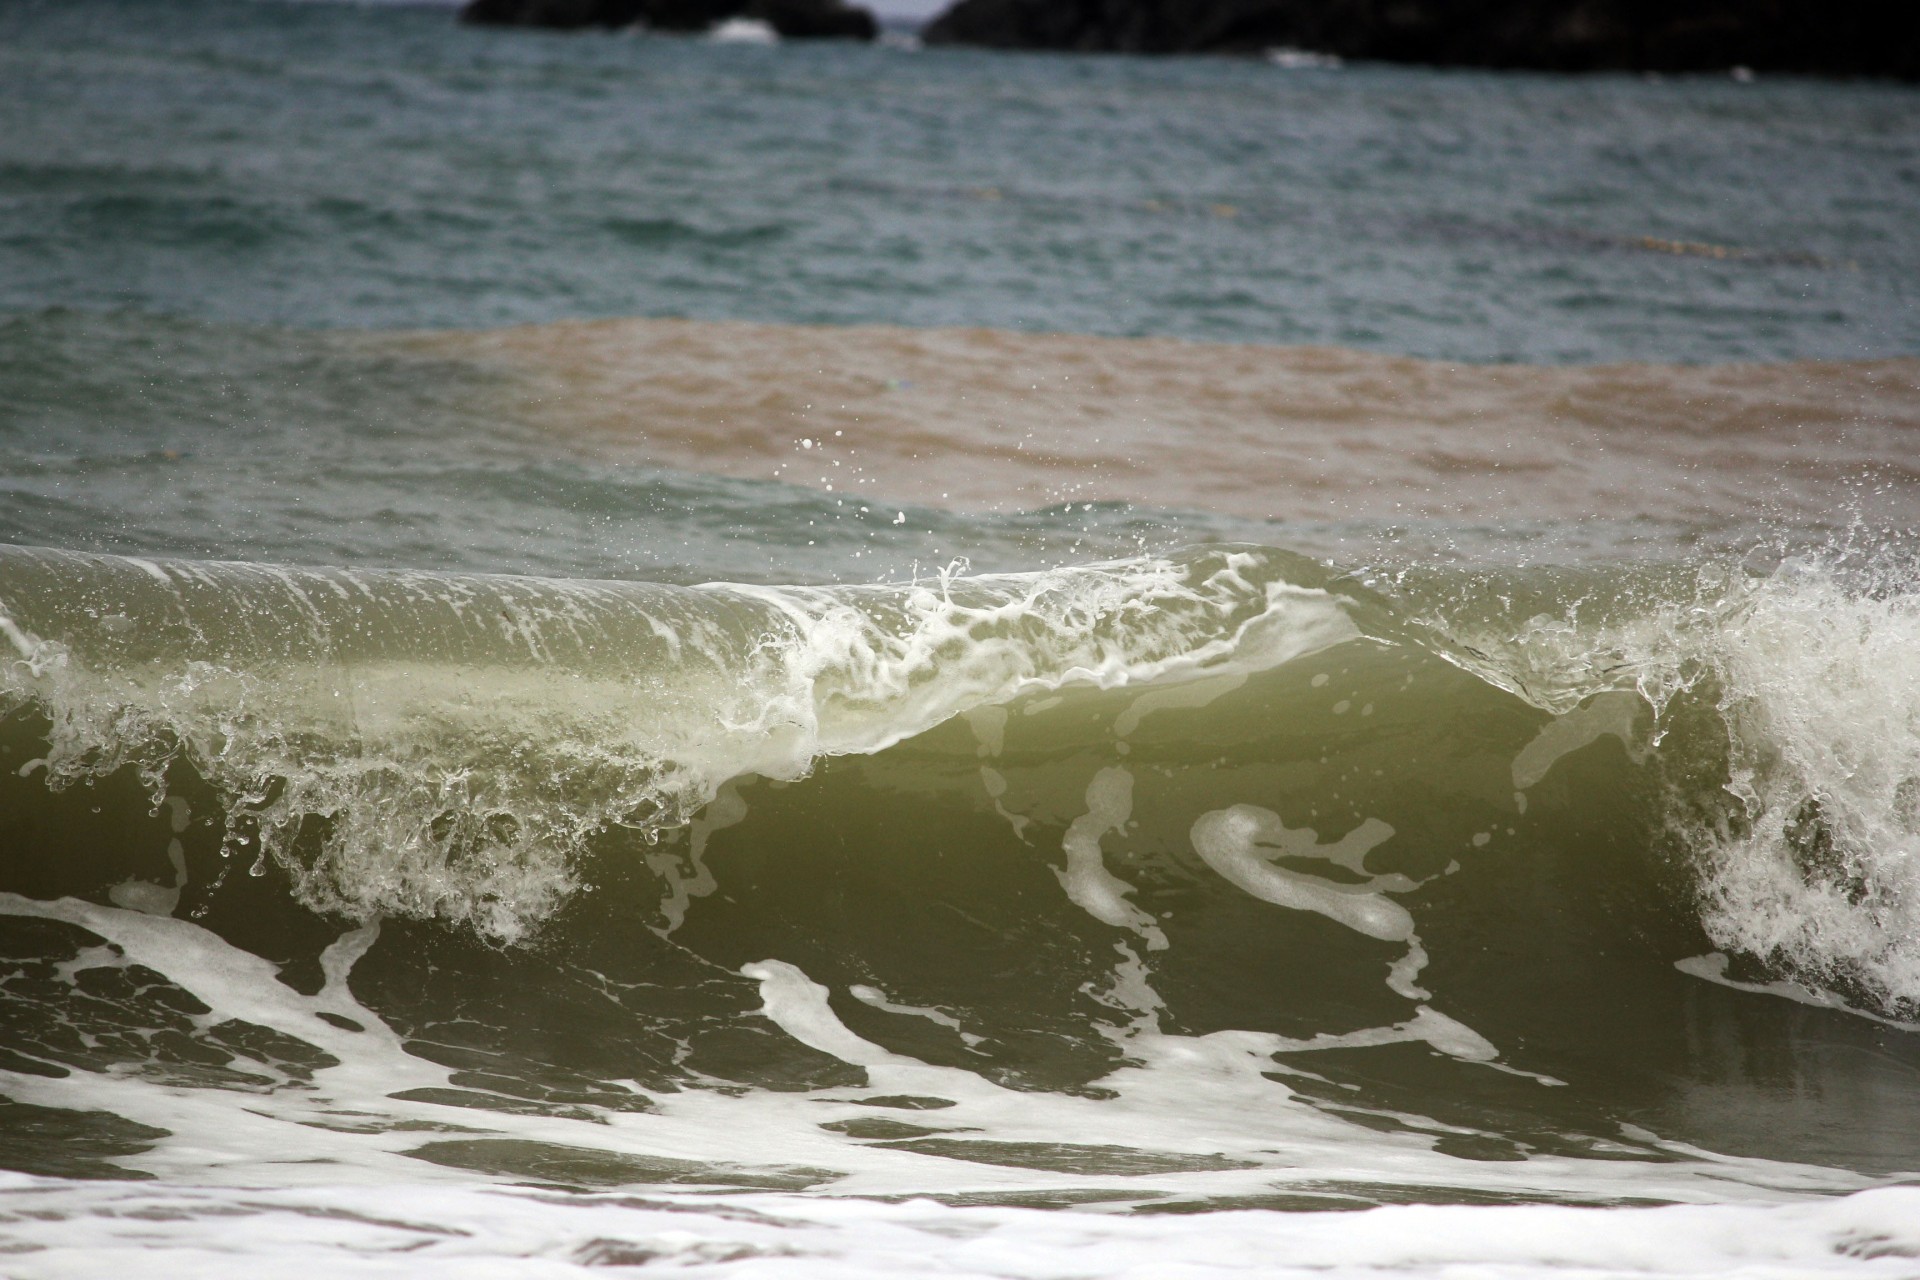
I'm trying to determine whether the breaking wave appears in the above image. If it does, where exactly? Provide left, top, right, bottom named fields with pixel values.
left=2, top=541, right=1916, bottom=1022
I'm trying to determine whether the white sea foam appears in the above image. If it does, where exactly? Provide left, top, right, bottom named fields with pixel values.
left=0, top=871, right=1889, bottom=1277
left=1690, top=561, right=1920, bottom=1016
left=709, top=16, right=778, bottom=43
left=4, top=1177, right=1918, bottom=1280
left=0, top=895, right=1868, bottom=1218
left=1414, top=553, right=1920, bottom=1018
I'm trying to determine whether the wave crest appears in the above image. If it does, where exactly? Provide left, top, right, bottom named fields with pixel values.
left=0, top=544, right=1354, bottom=939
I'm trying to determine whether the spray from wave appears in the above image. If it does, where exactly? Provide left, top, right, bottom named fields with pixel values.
left=1378, top=543, right=1920, bottom=1021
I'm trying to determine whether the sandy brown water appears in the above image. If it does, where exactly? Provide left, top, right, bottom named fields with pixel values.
left=402, top=318, right=1920, bottom=531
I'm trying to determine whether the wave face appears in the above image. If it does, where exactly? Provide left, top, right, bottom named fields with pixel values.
left=5, top=540, right=1920, bottom=1209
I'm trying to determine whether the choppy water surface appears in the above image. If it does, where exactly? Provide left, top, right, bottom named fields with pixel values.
left=5, top=0, right=1920, bottom=360
left=3, top=1, right=1920, bottom=1275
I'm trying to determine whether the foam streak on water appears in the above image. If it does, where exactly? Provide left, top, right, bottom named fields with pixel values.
left=0, top=890, right=1875, bottom=1211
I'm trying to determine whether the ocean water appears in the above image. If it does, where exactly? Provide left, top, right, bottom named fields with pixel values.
left=4, top=1, right=1920, bottom=1274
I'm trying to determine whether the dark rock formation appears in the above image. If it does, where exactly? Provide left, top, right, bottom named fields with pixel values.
left=751, top=0, right=878, bottom=38
left=459, top=0, right=638, bottom=28
left=460, top=0, right=877, bottom=40
left=919, top=0, right=1920, bottom=78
